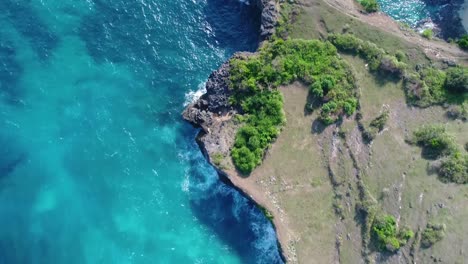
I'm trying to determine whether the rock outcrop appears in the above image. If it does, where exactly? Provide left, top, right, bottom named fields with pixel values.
left=254, top=0, right=279, bottom=39
left=183, top=59, right=233, bottom=131
left=419, top=0, right=467, bottom=39
left=182, top=57, right=236, bottom=157
left=183, top=53, right=251, bottom=159
left=183, top=0, right=279, bottom=131
left=182, top=0, right=284, bottom=260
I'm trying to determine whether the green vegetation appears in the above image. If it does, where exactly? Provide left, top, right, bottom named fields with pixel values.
left=357, top=109, right=389, bottom=142
left=411, top=125, right=456, bottom=158
left=421, top=223, right=445, bottom=248
left=457, top=34, right=468, bottom=50
left=411, top=125, right=468, bottom=183
left=259, top=205, right=274, bottom=221
left=231, top=91, right=284, bottom=174
left=371, top=214, right=413, bottom=252
left=404, top=66, right=468, bottom=107
left=329, top=33, right=467, bottom=107
left=421, top=29, right=433, bottom=39
left=370, top=109, right=389, bottom=132
left=229, top=39, right=358, bottom=173
left=395, top=50, right=407, bottom=63
left=274, top=2, right=295, bottom=40
left=445, top=66, right=468, bottom=94
left=328, top=33, right=406, bottom=74
left=212, top=152, right=224, bottom=167
left=439, top=153, right=468, bottom=184
left=359, top=0, right=379, bottom=13
left=404, top=67, right=447, bottom=107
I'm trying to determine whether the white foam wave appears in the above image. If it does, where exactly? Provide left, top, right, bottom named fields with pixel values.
left=181, top=170, right=190, bottom=193
left=184, top=82, right=206, bottom=106
left=249, top=208, right=284, bottom=264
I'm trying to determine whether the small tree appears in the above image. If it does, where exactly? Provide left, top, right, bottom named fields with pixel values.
left=458, top=35, right=468, bottom=50
left=445, top=67, right=468, bottom=93
left=421, top=223, right=445, bottom=248
left=360, top=0, right=379, bottom=13
left=421, top=29, right=433, bottom=39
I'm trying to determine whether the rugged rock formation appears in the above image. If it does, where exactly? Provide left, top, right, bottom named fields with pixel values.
left=183, top=52, right=252, bottom=160
left=183, top=0, right=279, bottom=129
left=419, top=0, right=467, bottom=39
left=183, top=59, right=233, bottom=131
left=183, top=1, right=279, bottom=158
left=182, top=57, right=236, bottom=158
left=182, top=0, right=284, bottom=260
left=254, top=0, right=279, bottom=39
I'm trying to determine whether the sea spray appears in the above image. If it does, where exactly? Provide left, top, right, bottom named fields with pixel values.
left=184, top=82, right=207, bottom=106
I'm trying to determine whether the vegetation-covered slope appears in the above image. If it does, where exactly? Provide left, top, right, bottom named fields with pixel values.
left=187, top=0, right=468, bottom=262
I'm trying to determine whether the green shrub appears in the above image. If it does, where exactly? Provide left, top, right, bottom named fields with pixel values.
left=412, top=125, right=456, bottom=158
left=328, top=34, right=402, bottom=72
left=439, top=152, right=468, bottom=184
left=411, top=125, right=468, bottom=184
left=329, top=34, right=466, bottom=107
left=360, top=0, right=379, bottom=12
left=419, top=67, right=446, bottom=105
left=445, top=66, right=468, bottom=93
left=229, top=39, right=359, bottom=173
left=395, top=50, right=407, bottom=62
left=259, top=206, right=274, bottom=221
left=372, top=215, right=413, bottom=252
left=328, top=33, right=363, bottom=51
left=404, top=67, right=448, bottom=107
left=421, top=223, right=445, bottom=248
left=230, top=91, right=285, bottom=174
left=446, top=102, right=468, bottom=120
left=231, top=146, right=259, bottom=174
left=397, top=227, right=414, bottom=246
left=457, top=34, right=468, bottom=50
left=379, top=55, right=407, bottom=75
left=212, top=153, right=224, bottom=166
left=421, top=29, right=433, bottom=39
left=370, top=110, right=389, bottom=131
left=372, top=215, right=399, bottom=251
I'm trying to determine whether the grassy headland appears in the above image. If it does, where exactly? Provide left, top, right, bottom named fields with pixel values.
left=195, top=0, right=468, bottom=262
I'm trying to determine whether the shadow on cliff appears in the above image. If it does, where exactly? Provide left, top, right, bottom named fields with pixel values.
left=420, top=0, right=467, bottom=39
left=204, top=0, right=261, bottom=52
left=188, top=165, right=284, bottom=264
left=180, top=123, right=284, bottom=264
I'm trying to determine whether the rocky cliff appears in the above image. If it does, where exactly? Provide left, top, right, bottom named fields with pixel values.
left=182, top=0, right=286, bottom=260
left=182, top=55, right=241, bottom=160
left=183, top=0, right=278, bottom=159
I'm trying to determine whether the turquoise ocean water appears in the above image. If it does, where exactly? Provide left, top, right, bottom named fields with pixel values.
left=377, top=0, right=441, bottom=27
left=0, top=0, right=283, bottom=263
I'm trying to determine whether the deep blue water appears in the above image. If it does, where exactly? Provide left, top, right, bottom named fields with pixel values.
left=0, top=0, right=283, bottom=263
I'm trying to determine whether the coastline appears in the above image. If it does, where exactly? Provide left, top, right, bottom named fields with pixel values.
left=183, top=55, right=294, bottom=261
left=183, top=0, right=468, bottom=263
left=182, top=0, right=292, bottom=261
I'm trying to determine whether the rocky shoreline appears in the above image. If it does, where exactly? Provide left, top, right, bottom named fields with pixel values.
left=182, top=0, right=291, bottom=262
left=420, top=0, right=467, bottom=39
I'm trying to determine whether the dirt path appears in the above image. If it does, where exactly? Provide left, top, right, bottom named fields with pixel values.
left=308, top=0, right=468, bottom=63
